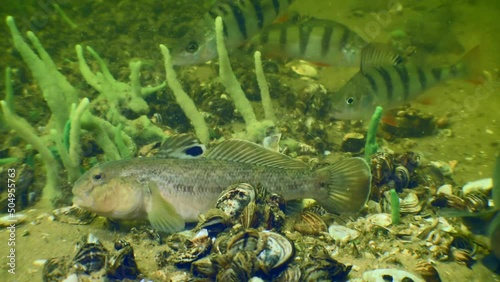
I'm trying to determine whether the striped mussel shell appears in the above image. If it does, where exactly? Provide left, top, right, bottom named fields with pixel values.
left=431, top=192, right=468, bottom=210
left=274, top=263, right=301, bottom=282
left=414, top=261, right=441, bottom=282
left=450, top=234, right=477, bottom=268
left=72, top=234, right=108, bottom=275
left=399, top=192, right=422, bottom=214
left=370, top=152, right=395, bottom=184
left=393, top=165, right=411, bottom=189
left=262, top=192, right=287, bottom=231
left=191, top=257, right=218, bottom=278
left=226, top=229, right=294, bottom=274
left=451, top=247, right=475, bottom=268
left=107, top=242, right=140, bottom=280
left=227, top=229, right=262, bottom=255
left=257, top=231, right=294, bottom=274
left=216, top=183, right=256, bottom=219
left=294, top=210, right=327, bottom=235
left=300, top=245, right=352, bottom=281
left=52, top=205, right=97, bottom=225
left=464, top=191, right=490, bottom=213
left=395, top=151, right=420, bottom=173
left=42, top=256, right=71, bottom=282
left=239, top=200, right=258, bottom=229
left=168, top=229, right=212, bottom=264
left=216, top=251, right=258, bottom=282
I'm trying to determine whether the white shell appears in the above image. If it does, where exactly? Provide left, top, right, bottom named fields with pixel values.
left=62, top=274, right=80, bottom=282
left=399, top=192, right=422, bottom=214
left=438, top=217, right=456, bottom=233
left=328, top=224, right=360, bottom=243
left=430, top=161, right=453, bottom=176
left=462, top=178, right=493, bottom=195
left=287, top=60, right=318, bottom=77
left=367, top=213, right=392, bottom=227
left=362, top=269, right=425, bottom=282
left=0, top=213, right=27, bottom=227
left=33, top=259, right=47, bottom=267
left=437, top=184, right=453, bottom=195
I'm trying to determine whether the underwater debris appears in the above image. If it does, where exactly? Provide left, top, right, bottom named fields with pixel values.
left=381, top=107, right=437, bottom=137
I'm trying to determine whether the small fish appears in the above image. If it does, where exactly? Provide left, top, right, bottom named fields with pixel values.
left=72, top=135, right=371, bottom=233
left=328, top=46, right=480, bottom=120
left=251, top=16, right=401, bottom=68
left=170, top=0, right=296, bottom=65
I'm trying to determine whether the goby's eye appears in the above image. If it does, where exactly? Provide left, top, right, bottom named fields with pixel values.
left=92, top=172, right=105, bottom=182
left=346, top=97, right=355, bottom=105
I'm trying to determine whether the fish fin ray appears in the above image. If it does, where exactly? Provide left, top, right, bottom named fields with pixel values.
left=147, top=182, right=185, bottom=233
left=207, top=139, right=309, bottom=169
left=314, top=157, right=371, bottom=213
left=285, top=199, right=307, bottom=215
left=157, top=134, right=206, bottom=159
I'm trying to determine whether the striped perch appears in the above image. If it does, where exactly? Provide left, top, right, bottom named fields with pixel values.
left=252, top=16, right=369, bottom=67
left=328, top=46, right=480, bottom=120
left=171, top=0, right=296, bottom=66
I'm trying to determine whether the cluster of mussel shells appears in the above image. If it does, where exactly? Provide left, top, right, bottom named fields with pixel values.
left=360, top=150, right=486, bottom=271
left=154, top=182, right=351, bottom=281
left=42, top=234, right=140, bottom=281
left=369, top=151, right=420, bottom=200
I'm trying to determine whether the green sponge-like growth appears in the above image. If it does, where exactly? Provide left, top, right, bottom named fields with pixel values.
left=365, top=106, right=383, bottom=161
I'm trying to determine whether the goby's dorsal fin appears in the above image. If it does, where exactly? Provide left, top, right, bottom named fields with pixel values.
left=206, top=139, right=309, bottom=169
left=157, top=134, right=206, bottom=159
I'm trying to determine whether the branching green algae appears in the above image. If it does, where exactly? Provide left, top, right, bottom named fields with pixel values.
left=1, top=15, right=279, bottom=206
left=2, top=16, right=166, bottom=204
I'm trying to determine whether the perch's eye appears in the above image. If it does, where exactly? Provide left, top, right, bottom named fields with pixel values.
left=346, top=97, right=355, bottom=105
left=185, top=41, right=199, bottom=53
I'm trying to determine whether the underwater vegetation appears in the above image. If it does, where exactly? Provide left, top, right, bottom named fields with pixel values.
left=1, top=14, right=277, bottom=207
left=1, top=0, right=500, bottom=281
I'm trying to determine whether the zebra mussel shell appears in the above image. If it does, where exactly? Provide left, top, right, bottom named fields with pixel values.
left=52, top=205, right=97, bottom=225
left=293, top=210, right=328, bottom=235
left=73, top=234, right=108, bottom=275
left=414, top=261, right=441, bottom=282
left=216, top=251, right=258, bottom=282
left=216, top=183, right=256, bottom=219
left=226, top=229, right=294, bottom=274
left=43, top=234, right=140, bottom=281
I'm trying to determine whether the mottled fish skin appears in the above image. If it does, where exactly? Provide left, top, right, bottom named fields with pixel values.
left=74, top=158, right=316, bottom=221
left=73, top=139, right=372, bottom=233
left=328, top=47, right=479, bottom=120
left=170, top=0, right=296, bottom=65
left=252, top=16, right=368, bottom=67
